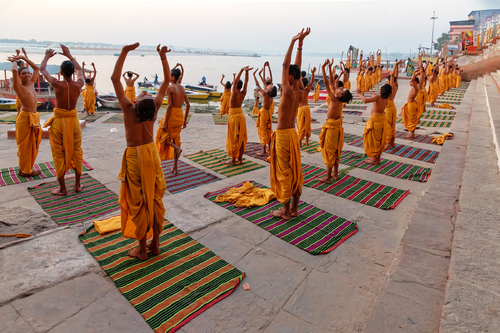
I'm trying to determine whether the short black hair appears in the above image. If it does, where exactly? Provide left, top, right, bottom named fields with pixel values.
left=60, top=60, right=75, bottom=78
left=289, top=64, right=300, bottom=80
left=380, top=84, right=392, bottom=99
left=369, top=67, right=373, bottom=71
left=414, top=77, right=419, bottom=84
left=345, top=68, right=350, bottom=74
left=225, top=81, right=231, bottom=89
left=267, top=86, right=277, bottom=98
left=302, top=78, right=309, bottom=87
left=127, top=72, right=132, bottom=78
left=17, top=60, right=23, bottom=67
left=18, top=67, right=29, bottom=75
left=136, top=99, right=156, bottom=123
left=339, top=89, right=353, bottom=103
left=337, top=81, right=344, bottom=88
left=85, top=78, right=91, bottom=84
left=171, top=68, right=181, bottom=81
left=301, top=71, right=307, bottom=78
left=386, top=75, right=398, bottom=83
left=237, top=80, right=243, bottom=90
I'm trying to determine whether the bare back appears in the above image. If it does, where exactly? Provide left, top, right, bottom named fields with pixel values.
left=299, top=84, right=312, bottom=107
left=53, top=78, right=84, bottom=110
left=277, top=83, right=303, bottom=129
left=167, top=83, right=186, bottom=108
left=229, top=90, right=245, bottom=109
left=388, top=81, right=398, bottom=101
left=326, top=94, right=342, bottom=120
left=407, top=86, right=417, bottom=103
left=124, top=77, right=135, bottom=87
left=123, top=103, right=159, bottom=147
left=262, top=93, right=272, bottom=110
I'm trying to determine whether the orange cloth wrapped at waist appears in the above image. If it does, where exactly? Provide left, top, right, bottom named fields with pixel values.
left=456, top=75, right=462, bottom=88
left=363, top=113, right=386, bottom=160
left=271, top=100, right=275, bottom=114
left=296, top=105, right=311, bottom=141
left=252, top=105, right=259, bottom=115
left=44, top=108, right=83, bottom=178
left=346, top=60, right=351, bottom=68
left=118, top=141, right=166, bottom=240
left=81, top=86, right=95, bottom=115
left=270, top=128, right=303, bottom=203
left=438, top=76, right=446, bottom=94
left=415, top=90, right=425, bottom=118
left=220, top=91, right=231, bottom=116
left=16, top=110, right=42, bottom=174
left=318, top=118, right=343, bottom=168
left=215, top=181, right=275, bottom=208
left=124, top=86, right=135, bottom=102
left=427, top=82, right=438, bottom=104
left=226, top=108, right=247, bottom=159
left=155, top=107, right=184, bottom=160
left=257, top=108, right=272, bottom=146
left=402, top=101, right=418, bottom=132
left=344, top=80, right=351, bottom=92
left=384, top=99, right=397, bottom=144
left=15, top=96, right=21, bottom=112
left=313, top=85, right=320, bottom=103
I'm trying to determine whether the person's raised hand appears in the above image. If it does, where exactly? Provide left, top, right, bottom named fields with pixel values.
left=312, top=67, right=317, bottom=73
left=59, top=44, right=73, bottom=58
left=123, top=43, right=140, bottom=53
left=44, top=49, right=57, bottom=59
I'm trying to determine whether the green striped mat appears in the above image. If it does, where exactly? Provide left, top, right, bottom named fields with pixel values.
left=422, top=110, right=456, bottom=115
left=302, top=164, right=409, bottom=210
left=79, top=221, right=244, bottom=333
left=184, top=149, right=265, bottom=177
left=212, top=114, right=228, bottom=125
left=103, top=113, right=124, bottom=123
left=301, top=141, right=321, bottom=154
left=420, top=114, right=455, bottom=121
left=397, top=118, right=452, bottom=128
left=78, top=112, right=107, bottom=123
left=28, top=174, right=120, bottom=226
left=205, top=181, right=358, bottom=255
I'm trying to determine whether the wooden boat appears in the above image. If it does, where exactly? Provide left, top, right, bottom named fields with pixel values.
left=97, top=95, right=121, bottom=109
left=182, top=84, right=222, bottom=98
left=0, top=98, right=42, bottom=110
left=139, top=87, right=209, bottom=100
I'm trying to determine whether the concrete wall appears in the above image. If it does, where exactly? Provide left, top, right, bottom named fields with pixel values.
left=457, top=41, right=500, bottom=80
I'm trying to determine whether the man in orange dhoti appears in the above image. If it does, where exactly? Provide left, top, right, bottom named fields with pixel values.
left=123, top=71, right=139, bottom=102
left=251, top=87, right=260, bottom=115
left=297, top=67, right=316, bottom=147
left=318, top=59, right=352, bottom=183
left=261, top=61, right=275, bottom=114
left=219, top=74, right=231, bottom=117
left=225, top=66, right=251, bottom=165
left=357, top=83, right=392, bottom=165
left=340, top=62, right=351, bottom=92
left=401, top=69, right=420, bottom=138
left=427, top=65, right=439, bottom=107
left=270, top=28, right=310, bottom=220
left=155, top=66, right=190, bottom=174
left=313, top=83, right=320, bottom=103
left=111, top=42, right=169, bottom=260
left=253, top=68, right=277, bottom=155
left=40, top=45, right=85, bottom=195
left=7, top=53, right=42, bottom=177
left=81, top=62, right=96, bottom=116
left=384, top=59, right=402, bottom=150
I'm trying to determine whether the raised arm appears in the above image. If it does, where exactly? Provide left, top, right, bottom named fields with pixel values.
left=294, top=27, right=311, bottom=71
left=177, top=63, right=184, bottom=84
left=10, top=54, right=40, bottom=84
left=265, top=61, right=273, bottom=84
left=306, top=67, right=316, bottom=93
left=40, top=49, right=58, bottom=85
left=91, top=62, right=97, bottom=80
left=59, top=45, right=83, bottom=84
left=241, top=66, right=253, bottom=96
left=253, top=68, right=265, bottom=95
left=154, top=44, right=171, bottom=109
left=232, top=68, right=244, bottom=93
left=258, top=68, right=266, bottom=86
left=322, top=60, right=332, bottom=97
left=111, top=43, right=139, bottom=109
left=8, top=60, right=20, bottom=92
left=220, top=74, right=225, bottom=86
left=282, top=32, right=300, bottom=89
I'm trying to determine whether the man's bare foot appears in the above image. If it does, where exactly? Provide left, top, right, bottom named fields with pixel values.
left=365, top=158, right=376, bottom=164
left=384, top=143, right=391, bottom=151
left=19, top=169, right=42, bottom=177
left=147, top=242, right=161, bottom=256
left=406, top=132, right=415, bottom=139
left=224, top=159, right=236, bottom=166
left=318, top=176, right=332, bottom=184
left=236, top=160, right=243, bottom=165
left=128, top=247, right=148, bottom=260
left=171, top=167, right=178, bottom=174
left=332, top=173, right=339, bottom=181
left=290, top=210, right=298, bottom=218
left=74, top=183, right=83, bottom=193
left=51, top=188, right=67, bottom=196
left=271, top=207, right=291, bottom=220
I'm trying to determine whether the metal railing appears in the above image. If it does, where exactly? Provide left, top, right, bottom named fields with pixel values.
left=476, top=23, right=500, bottom=49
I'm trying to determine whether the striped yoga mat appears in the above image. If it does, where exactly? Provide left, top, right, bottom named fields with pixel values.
left=184, top=149, right=265, bottom=177
left=344, top=110, right=363, bottom=116
left=421, top=114, right=455, bottom=121
left=347, top=100, right=365, bottom=105
left=302, top=164, right=409, bottom=209
left=212, top=114, right=228, bottom=125
left=431, top=100, right=460, bottom=105
left=205, top=181, right=358, bottom=255
left=436, top=97, right=462, bottom=101
left=244, top=142, right=269, bottom=162
left=340, top=150, right=432, bottom=182
left=250, top=114, right=278, bottom=123
left=343, top=133, right=439, bottom=163
left=0, top=160, right=94, bottom=187
left=161, top=160, right=220, bottom=194
left=422, top=110, right=456, bottom=115
left=314, top=109, right=327, bottom=113
left=397, top=118, right=452, bottom=128
left=301, top=141, right=321, bottom=154
left=79, top=221, right=244, bottom=333
left=395, top=131, right=454, bottom=144
left=78, top=112, right=107, bottom=123
left=344, top=105, right=367, bottom=110
left=103, top=113, right=124, bottom=123
left=28, top=174, right=119, bottom=226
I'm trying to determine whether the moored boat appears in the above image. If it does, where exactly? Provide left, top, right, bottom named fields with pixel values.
left=97, top=95, right=121, bottom=109
left=0, top=98, right=42, bottom=110
left=182, top=84, right=222, bottom=98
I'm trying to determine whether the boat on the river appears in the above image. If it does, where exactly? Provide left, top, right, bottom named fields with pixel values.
left=182, top=84, right=222, bottom=98
left=0, top=97, right=42, bottom=110
left=97, top=95, right=121, bottom=109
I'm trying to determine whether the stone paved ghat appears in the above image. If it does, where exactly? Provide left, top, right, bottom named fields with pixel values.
left=0, top=76, right=498, bottom=333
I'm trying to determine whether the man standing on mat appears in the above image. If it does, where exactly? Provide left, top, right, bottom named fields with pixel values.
left=111, top=42, right=169, bottom=260
left=297, top=67, right=316, bottom=147
left=253, top=67, right=277, bottom=156
left=40, top=45, right=84, bottom=196
left=7, top=52, right=43, bottom=177
left=269, top=28, right=310, bottom=220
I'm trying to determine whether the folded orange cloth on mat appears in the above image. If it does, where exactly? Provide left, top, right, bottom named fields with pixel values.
left=437, top=103, right=454, bottom=109
left=215, top=181, right=275, bottom=208
left=431, top=133, right=453, bottom=145
left=93, top=215, right=121, bottom=235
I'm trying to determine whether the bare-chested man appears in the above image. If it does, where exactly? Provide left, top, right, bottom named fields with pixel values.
left=40, top=45, right=85, bottom=195
left=7, top=52, right=43, bottom=177
left=219, top=74, right=231, bottom=117
left=123, top=71, right=139, bottom=102
left=401, top=69, right=420, bottom=138
left=357, top=82, right=392, bottom=165
left=384, top=59, right=402, bottom=150
left=318, top=59, right=352, bottom=183
left=427, top=64, right=439, bottom=107
left=225, top=66, right=252, bottom=165
left=155, top=66, right=190, bottom=174
left=269, top=27, right=310, bottom=220
left=111, top=42, right=169, bottom=260
left=297, top=67, right=316, bottom=147
left=81, top=62, right=96, bottom=116
left=253, top=68, right=277, bottom=155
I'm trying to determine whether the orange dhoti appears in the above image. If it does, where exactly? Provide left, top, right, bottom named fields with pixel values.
left=427, top=82, right=438, bottom=105
left=344, top=80, right=351, bottom=92
left=319, top=118, right=343, bottom=168
left=44, top=108, right=83, bottom=178
left=81, top=85, right=95, bottom=115
left=16, top=111, right=42, bottom=174
left=220, top=91, right=230, bottom=116
left=363, top=113, right=386, bottom=162
left=118, top=141, right=166, bottom=240
left=384, top=100, right=397, bottom=145
left=401, top=101, right=418, bottom=133
left=124, top=86, right=135, bottom=102
left=155, top=107, right=184, bottom=160
left=226, top=108, right=247, bottom=159
left=415, top=90, right=425, bottom=119
left=270, top=128, right=303, bottom=203
left=296, top=105, right=311, bottom=141
left=257, top=108, right=272, bottom=146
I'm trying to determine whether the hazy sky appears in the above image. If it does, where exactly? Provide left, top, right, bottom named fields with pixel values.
left=2, top=0, right=498, bottom=54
